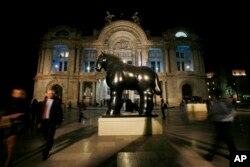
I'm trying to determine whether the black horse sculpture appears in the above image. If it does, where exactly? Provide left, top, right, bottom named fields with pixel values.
left=96, top=53, right=162, bottom=116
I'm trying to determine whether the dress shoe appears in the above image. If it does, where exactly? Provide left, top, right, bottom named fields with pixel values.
left=42, top=154, right=49, bottom=161
left=42, top=151, right=49, bottom=161
left=203, top=153, right=213, bottom=161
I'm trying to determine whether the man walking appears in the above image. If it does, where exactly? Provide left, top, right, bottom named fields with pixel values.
left=204, top=88, right=237, bottom=161
left=37, top=89, right=64, bottom=160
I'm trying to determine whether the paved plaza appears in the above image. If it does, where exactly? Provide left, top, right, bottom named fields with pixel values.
left=1, top=106, right=250, bottom=167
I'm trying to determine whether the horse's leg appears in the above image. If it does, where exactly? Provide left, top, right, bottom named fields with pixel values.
left=138, top=90, right=145, bottom=115
left=114, top=89, right=123, bottom=115
left=107, top=89, right=123, bottom=115
left=141, top=89, right=154, bottom=116
left=107, top=89, right=115, bottom=115
left=140, top=91, right=148, bottom=115
left=146, top=90, right=154, bottom=116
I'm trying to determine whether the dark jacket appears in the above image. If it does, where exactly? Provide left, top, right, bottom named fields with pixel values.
left=37, top=98, right=63, bottom=126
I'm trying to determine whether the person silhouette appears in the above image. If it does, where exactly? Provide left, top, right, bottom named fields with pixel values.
left=160, top=98, right=167, bottom=119
left=180, top=98, right=187, bottom=112
left=203, top=88, right=237, bottom=161
left=30, top=98, right=39, bottom=127
left=68, top=101, right=72, bottom=112
left=37, top=89, right=64, bottom=161
left=1, top=88, right=30, bottom=167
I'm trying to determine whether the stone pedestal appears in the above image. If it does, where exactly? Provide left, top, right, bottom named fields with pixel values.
left=98, top=116, right=163, bottom=136
left=83, top=96, right=92, bottom=106
left=186, top=103, right=208, bottom=121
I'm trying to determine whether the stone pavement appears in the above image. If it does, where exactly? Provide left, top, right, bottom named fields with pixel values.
left=1, top=106, right=250, bottom=167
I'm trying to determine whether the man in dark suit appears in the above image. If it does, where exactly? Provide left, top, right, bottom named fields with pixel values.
left=37, top=89, right=64, bottom=161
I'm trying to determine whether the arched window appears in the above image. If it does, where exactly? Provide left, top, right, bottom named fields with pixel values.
left=175, top=31, right=188, bottom=38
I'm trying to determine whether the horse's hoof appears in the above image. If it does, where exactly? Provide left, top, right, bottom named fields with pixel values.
left=106, top=109, right=115, bottom=115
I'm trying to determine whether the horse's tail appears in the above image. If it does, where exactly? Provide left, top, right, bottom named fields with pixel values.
left=154, top=74, right=162, bottom=95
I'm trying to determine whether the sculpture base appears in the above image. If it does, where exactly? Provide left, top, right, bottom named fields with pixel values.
left=98, top=115, right=163, bottom=136
left=186, top=104, right=208, bottom=121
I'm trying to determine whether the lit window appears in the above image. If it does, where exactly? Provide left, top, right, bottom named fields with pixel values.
left=83, top=48, right=97, bottom=72
left=176, top=45, right=193, bottom=72
left=51, top=45, right=69, bottom=72
left=148, top=48, right=163, bottom=72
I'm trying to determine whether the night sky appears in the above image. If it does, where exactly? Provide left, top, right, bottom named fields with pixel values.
left=1, top=1, right=249, bottom=101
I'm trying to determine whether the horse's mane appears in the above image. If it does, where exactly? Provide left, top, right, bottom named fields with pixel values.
left=103, top=53, right=123, bottom=63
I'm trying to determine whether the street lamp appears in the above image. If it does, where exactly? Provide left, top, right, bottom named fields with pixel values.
left=232, top=69, right=247, bottom=101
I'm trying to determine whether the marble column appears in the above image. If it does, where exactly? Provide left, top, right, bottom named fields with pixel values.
left=161, top=80, right=166, bottom=101
left=43, top=48, right=52, bottom=74
left=68, top=48, right=75, bottom=74
left=75, top=47, right=80, bottom=73
left=141, top=48, right=148, bottom=66
left=164, top=48, right=170, bottom=72
left=169, top=48, right=177, bottom=73
left=100, top=79, right=104, bottom=102
left=79, top=81, right=83, bottom=101
left=92, top=81, right=96, bottom=105
left=192, top=49, right=199, bottom=72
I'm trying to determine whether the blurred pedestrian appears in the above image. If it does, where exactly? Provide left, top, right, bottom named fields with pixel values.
left=30, top=98, right=39, bottom=127
left=205, top=99, right=211, bottom=112
left=203, top=88, right=237, bottom=161
left=180, top=98, right=186, bottom=112
left=232, top=98, right=237, bottom=109
left=78, top=101, right=86, bottom=123
left=160, top=98, right=167, bottom=119
left=68, top=101, right=72, bottom=112
left=37, top=89, right=64, bottom=161
left=0, top=88, right=30, bottom=167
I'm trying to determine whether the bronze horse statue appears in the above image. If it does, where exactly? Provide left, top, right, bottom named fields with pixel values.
left=96, top=53, right=162, bottom=116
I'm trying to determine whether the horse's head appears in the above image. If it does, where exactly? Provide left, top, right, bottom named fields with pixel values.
left=96, top=52, right=123, bottom=71
left=96, top=52, right=107, bottom=71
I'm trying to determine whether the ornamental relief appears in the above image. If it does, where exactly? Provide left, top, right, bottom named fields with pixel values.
left=114, top=39, right=130, bottom=49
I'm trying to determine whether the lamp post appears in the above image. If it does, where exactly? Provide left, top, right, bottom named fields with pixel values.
left=232, top=70, right=246, bottom=101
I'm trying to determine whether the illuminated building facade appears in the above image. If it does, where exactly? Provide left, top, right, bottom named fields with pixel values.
left=33, top=20, right=207, bottom=106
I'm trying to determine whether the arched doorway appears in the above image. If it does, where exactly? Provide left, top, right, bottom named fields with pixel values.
left=182, top=84, right=192, bottom=97
left=52, top=84, right=63, bottom=99
left=83, top=81, right=93, bottom=106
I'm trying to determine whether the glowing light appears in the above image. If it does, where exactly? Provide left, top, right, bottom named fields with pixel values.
left=175, top=31, right=187, bottom=37
left=232, top=70, right=246, bottom=76
left=114, top=76, right=118, bottom=83
left=65, top=52, right=69, bottom=57
left=87, top=66, right=90, bottom=72
left=128, top=73, right=134, bottom=77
